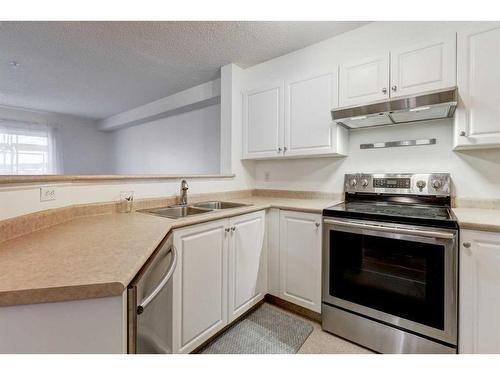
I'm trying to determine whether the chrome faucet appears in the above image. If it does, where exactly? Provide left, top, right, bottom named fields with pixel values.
left=180, top=179, right=189, bottom=205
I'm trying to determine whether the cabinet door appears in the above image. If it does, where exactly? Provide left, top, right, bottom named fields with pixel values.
left=454, top=25, right=500, bottom=149
left=242, top=83, right=284, bottom=159
left=284, top=71, right=343, bottom=157
left=339, top=53, right=390, bottom=107
left=460, top=230, right=500, bottom=354
left=390, top=35, right=456, bottom=98
left=279, top=210, right=322, bottom=313
left=172, top=219, right=228, bottom=353
left=227, top=210, right=266, bottom=323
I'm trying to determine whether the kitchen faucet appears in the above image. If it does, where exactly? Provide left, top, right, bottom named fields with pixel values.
left=180, top=179, right=189, bottom=205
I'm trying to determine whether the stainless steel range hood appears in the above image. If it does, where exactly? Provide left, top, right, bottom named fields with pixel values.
left=331, top=88, right=457, bottom=129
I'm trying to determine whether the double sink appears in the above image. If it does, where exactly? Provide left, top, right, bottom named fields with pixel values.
left=141, top=201, right=251, bottom=219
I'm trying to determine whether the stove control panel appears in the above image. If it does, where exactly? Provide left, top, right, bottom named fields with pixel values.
left=373, top=178, right=411, bottom=189
left=345, top=173, right=451, bottom=196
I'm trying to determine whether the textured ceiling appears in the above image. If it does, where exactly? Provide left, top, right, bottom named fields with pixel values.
left=0, top=21, right=369, bottom=119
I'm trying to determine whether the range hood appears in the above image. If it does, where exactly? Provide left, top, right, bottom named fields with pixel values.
left=331, top=88, right=457, bottom=129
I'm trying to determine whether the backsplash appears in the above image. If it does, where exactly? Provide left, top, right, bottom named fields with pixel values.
left=254, top=120, right=500, bottom=201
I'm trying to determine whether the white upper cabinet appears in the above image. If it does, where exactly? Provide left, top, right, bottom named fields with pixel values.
left=227, top=211, right=266, bottom=323
left=339, top=53, right=390, bottom=107
left=390, top=35, right=457, bottom=98
left=339, top=35, right=456, bottom=107
left=460, top=229, right=500, bottom=354
left=284, top=70, right=344, bottom=157
left=242, top=74, right=347, bottom=160
left=242, top=83, right=284, bottom=159
left=454, top=24, right=500, bottom=149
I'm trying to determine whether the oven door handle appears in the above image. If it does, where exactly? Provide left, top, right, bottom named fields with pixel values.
left=323, top=219, right=455, bottom=239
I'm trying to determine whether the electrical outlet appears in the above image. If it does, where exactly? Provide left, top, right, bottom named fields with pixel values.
left=120, top=191, right=134, bottom=201
left=40, top=186, right=56, bottom=202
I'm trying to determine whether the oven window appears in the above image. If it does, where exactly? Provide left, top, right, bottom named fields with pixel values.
left=329, top=230, right=445, bottom=330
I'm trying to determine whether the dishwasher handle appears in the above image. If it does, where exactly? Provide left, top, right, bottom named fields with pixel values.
left=323, top=218, right=456, bottom=240
left=137, top=245, right=178, bottom=315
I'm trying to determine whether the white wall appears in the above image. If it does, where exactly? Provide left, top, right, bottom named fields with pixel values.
left=0, top=105, right=112, bottom=175
left=254, top=120, right=500, bottom=199
left=243, top=21, right=500, bottom=200
left=110, top=104, right=221, bottom=175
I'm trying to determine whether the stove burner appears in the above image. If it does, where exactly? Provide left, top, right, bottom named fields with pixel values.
left=323, top=173, right=457, bottom=229
left=332, top=201, right=452, bottom=221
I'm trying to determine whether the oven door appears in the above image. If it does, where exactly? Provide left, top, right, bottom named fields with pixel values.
left=322, top=217, right=457, bottom=345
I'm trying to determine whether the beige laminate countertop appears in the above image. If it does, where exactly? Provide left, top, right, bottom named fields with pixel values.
left=452, top=207, right=500, bottom=233
left=0, top=196, right=340, bottom=307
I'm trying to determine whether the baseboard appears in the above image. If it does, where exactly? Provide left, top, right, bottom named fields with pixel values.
left=264, top=294, right=322, bottom=323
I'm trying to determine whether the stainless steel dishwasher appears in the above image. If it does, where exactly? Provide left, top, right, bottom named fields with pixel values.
left=127, top=234, right=177, bottom=354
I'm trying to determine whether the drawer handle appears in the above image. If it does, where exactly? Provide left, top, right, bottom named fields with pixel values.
left=463, top=242, right=471, bottom=248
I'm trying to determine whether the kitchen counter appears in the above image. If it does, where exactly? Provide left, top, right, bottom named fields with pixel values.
left=0, top=195, right=340, bottom=306
left=452, top=207, right=500, bottom=233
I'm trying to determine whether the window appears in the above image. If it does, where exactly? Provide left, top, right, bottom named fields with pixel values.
left=0, top=120, right=59, bottom=175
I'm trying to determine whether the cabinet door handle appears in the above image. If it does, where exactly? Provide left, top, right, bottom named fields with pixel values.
left=277, top=147, right=282, bottom=153
left=391, top=85, right=397, bottom=92
left=463, top=242, right=471, bottom=248
left=459, top=131, right=467, bottom=137
left=225, top=227, right=230, bottom=233
left=231, top=226, right=236, bottom=232
left=283, top=146, right=287, bottom=152
left=315, top=222, right=320, bottom=228
left=382, top=87, right=387, bottom=94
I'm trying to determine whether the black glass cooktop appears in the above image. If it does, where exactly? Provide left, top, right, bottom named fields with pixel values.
left=323, top=200, right=457, bottom=228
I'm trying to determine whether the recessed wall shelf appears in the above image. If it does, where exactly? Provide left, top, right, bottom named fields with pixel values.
left=360, top=138, right=437, bottom=149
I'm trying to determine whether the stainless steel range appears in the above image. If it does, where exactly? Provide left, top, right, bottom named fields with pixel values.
left=322, top=173, right=458, bottom=354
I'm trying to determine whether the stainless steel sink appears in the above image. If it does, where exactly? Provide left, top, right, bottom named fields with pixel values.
left=140, top=201, right=251, bottom=219
left=191, top=201, right=250, bottom=210
left=141, top=205, right=212, bottom=219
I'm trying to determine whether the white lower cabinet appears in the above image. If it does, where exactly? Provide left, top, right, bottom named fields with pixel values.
left=172, top=219, right=228, bottom=354
left=172, top=210, right=266, bottom=353
left=228, top=211, right=267, bottom=323
left=279, top=210, right=322, bottom=313
left=460, top=229, right=500, bottom=353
